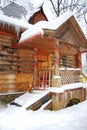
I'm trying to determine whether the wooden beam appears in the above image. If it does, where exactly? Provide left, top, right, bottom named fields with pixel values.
left=0, top=31, right=17, bottom=38
left=13, top=37, right=57, bottom=54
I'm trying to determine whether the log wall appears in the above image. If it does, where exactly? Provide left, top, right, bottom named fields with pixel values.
left=49, top=55, right=77, bottom=68
left=0, top=34, right=34, bottom=93
left=60, top=55, right=77, bottom=68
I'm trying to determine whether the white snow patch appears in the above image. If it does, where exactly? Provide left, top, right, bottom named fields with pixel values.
left=0, top=14, right=31, bottom=29
left=35, top=11, right=73, bottom=30
left=43, top=0, right=57, bottom=21
left=19, top=25, right=44, bottom=42
left=9, top=83, right=87, bottom=108
left=0, top=84, right=87, bottom=130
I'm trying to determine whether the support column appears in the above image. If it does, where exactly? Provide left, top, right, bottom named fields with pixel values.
left=52, top=44, right=61, bottom=87
left=76, top=52, right=82, bottom=82
left=33, top=48, right=38, bottom=89
left=76, top=52, right=82, bottom=68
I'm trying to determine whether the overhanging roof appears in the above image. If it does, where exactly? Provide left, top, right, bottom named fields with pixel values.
left=13, top=35, right=79, bottom=56
left=13, top=36, right=57, bottom=54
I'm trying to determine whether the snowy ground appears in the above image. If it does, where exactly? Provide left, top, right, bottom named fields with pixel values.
left=0, top=83, right=87, bottom=130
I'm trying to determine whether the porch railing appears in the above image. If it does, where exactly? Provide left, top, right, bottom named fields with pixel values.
left=37, top=68, right=81, bottom=89
left=60, top=68, right=81, bottom=85
left=37, top=68, right=54, bottom=89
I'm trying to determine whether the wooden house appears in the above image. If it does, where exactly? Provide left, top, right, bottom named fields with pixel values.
left=0, top=10, right=87, bottom=94
left=15, top=11, right=87, bottom=89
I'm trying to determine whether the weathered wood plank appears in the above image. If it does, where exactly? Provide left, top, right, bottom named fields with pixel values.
left=26, top=92, right=51, bottom=111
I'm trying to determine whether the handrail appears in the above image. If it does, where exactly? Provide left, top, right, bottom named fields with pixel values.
left=37, top=68, right=54, bottom=89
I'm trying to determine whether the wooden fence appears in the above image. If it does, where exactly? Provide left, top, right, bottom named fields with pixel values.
left=37, top=68, right=81, bottom=89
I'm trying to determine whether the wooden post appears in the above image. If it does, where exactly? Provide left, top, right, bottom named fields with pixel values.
left=76, top=52, right=82, bottom=68
left=52, top=44, right=61, bottom=87
left=33, top=48, right=38, bottom=89
left=64, top=89, right=71, bottom=107
left=52, top=92, right=64, bottom=110
left=54, top=44, right=60, bottom=69
left=82, top=88, right=86, bottom=101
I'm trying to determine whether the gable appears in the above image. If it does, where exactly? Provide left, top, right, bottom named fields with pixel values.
left=49, top=16, right=87, bottom=49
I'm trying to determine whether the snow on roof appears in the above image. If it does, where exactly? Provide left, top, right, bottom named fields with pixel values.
left=42, top=0, right=57, bottom=21
left=29, top=0, right=44, bottom=8
left=35, top=11, right=73, bottom=30
left=19, top=25, right=44, bottom=43
left=0, top=14, right=31, bottom=29
left=18, top=11, right=73, bottom=45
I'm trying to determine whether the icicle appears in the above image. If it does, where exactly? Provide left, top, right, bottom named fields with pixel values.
left=14, top=26, right=20, bottom=37
left=2, top=21, right=5, bottom=28
left=0, top=20, right=5, bottom=28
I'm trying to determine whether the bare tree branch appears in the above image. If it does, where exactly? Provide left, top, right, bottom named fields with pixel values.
left=49, top=0, right=87, bottom=35
left=50, top=0, right=59, bottom=16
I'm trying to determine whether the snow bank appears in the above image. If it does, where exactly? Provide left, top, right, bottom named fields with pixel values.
left=9, top=82, right=87, bottom=108
left=0, top=94, right=87, bottom=130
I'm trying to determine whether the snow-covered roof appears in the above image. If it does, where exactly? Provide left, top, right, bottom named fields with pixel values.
left=35, top=11, right=73, bottom=30
left=19, top=25, right=44, bottom=43
left=0, top=14, right=31, bottom=29
left=42, top=0, right=57, bottom=21
left=18, top=11, right=73, bottom=43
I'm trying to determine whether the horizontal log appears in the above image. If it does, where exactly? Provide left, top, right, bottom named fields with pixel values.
left=18, top=50, right=33, bottom=55
left=0, top=82, right=30, bottom=86
left=0, top=56, right=17, bottom=61
left=18, top=62, right=34, bottom=66
left=0, top=39, right=14, bottom=45
left=0, top=80, right=16, bottom=84
left=0, top=54, right=20, bottom=59
left=0, top=59, right=34, bottom=65
left=17, top=70, right=34, bottom=73
left=0, top=60, right=34, bottom=66
left=0, top=63, right=19, bottom=68
left=0, top=61, right=17, bottom=65
left=18, top=59, right=34, bottom=62
left=0, top=73, right=33, bottom=78
left=0, top=42, right=12, bottom=46
left=0, top=74, right=16, bottom=80
left=0, top=70, right=34, bottom=74
left=1, top=50, right=16, bottom=55
left=0, top=34, right=17, bottom=40
left=0, top=51, right=18, bottom=56
left=18, top=55, right=34, bottom=59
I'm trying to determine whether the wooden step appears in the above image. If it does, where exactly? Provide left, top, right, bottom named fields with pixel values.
left=26, top=92, right=51, bottom=111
